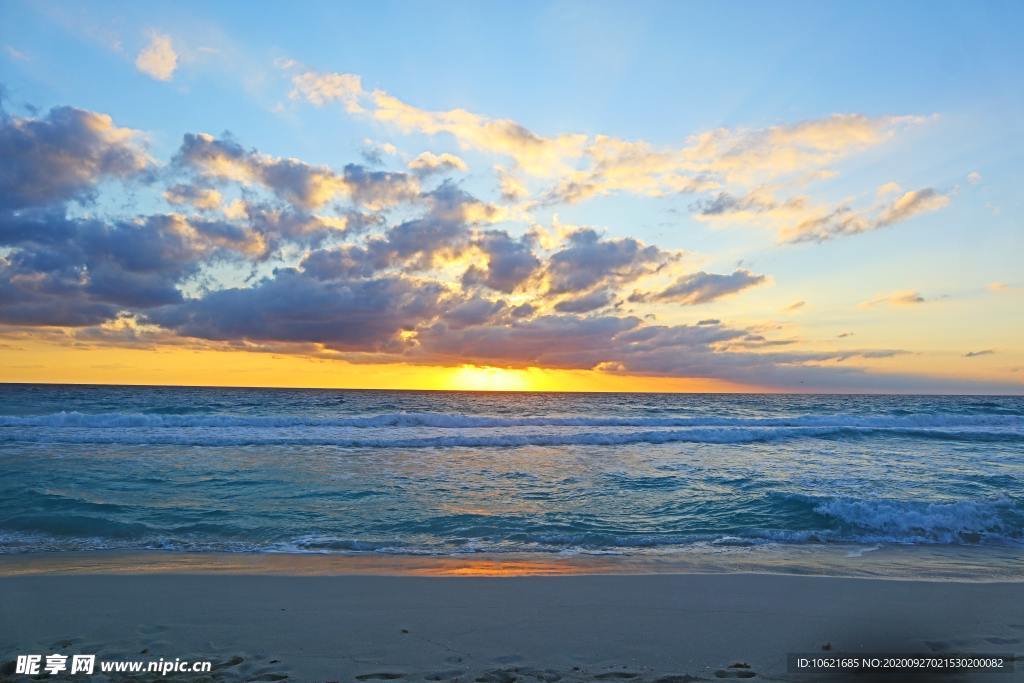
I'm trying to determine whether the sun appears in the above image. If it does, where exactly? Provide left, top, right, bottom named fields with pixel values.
left=448, top=365, right=532, bottom=391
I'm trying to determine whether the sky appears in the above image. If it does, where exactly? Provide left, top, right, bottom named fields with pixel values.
left=0, top=0, right=1022, bottom=393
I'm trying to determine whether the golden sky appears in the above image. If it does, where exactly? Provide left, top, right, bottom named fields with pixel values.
left=1, top=2, right=1022, bottom=394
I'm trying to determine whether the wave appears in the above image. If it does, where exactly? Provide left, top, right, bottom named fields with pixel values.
left=811, top=496, right=1022, bottom=543
left=3, top=424, right=1023, bottom=447
left=2, top=494, right=1020, bottom=552
left=1, top=410, right=1022, bottom=430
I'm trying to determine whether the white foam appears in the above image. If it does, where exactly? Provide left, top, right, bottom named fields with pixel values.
left=0, top=410, right=1021, bottom=430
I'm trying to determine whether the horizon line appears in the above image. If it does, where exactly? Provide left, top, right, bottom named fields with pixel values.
left=1, top=381, right=1020, bottom=398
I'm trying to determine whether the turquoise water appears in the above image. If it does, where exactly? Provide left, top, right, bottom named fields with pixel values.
left=1, top=385, right=1022, bottom=566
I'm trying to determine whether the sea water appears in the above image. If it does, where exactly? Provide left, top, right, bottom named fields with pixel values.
left=1, top=385, right=1021, bottom=575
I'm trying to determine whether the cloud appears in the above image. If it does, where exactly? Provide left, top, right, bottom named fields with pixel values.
left=860, top=290, right=926, bottom=308
left=783, top=188, right=950, bottom=243
left=692, top=114, right=920, bottom=180
left=4, top=45, right=29, bottom=61
left=548, top=114, right=915, bottom=205
left=415, top=314, right=645, bottom=370
left=361, top=139, right=397, bottom=165
left=461, top=230, right=541, bottom=293
left=149, top=268, right=448, bottom=353
left=964, top=349, right=994, bottom=358
left=408, top=152, right=469, bottom=175
left=967, top=171, right=982, bottom=185
left=293, top=183, right=505, bottom=279
left=0, top=210, right=259, bottom=326
left=692, top=189, right=788, bottom=217
left=288, top=70, right=363, bottom=111
left=0, top=105, right=149, bottom=210
left=135, top=32, right=178, bottom=81
left=495, top=165, right=529, bottom=202
left=5, top=90, right=1005, bottom=393
left=544, top=228, right=675, bottom=295
left=629, top=270, right=765, bottom=305
left=874, top=188, right=950, bottom=228
left=692, top=182, right=951, bottom=244
left=275, top=65, right=955, bottom=252
left=285, top=67, right=924, bottom=215
left=785, top=300, right=806, bottom=311
left=164, top=184, right=223, bottom=211
left=553, top=290, right=615, bottom=313
left=877, top=181, right=902, bottom=196
left=175, top=132, right=419, bottom=210
left=370, top=90, right=588, bottom=178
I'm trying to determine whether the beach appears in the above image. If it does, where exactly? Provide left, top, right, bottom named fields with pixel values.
left=2, top=555, right=1023, bottom=682
left=3, top=1, right=1024, bottom=678
left=2, top=386, right=1022, bottom=680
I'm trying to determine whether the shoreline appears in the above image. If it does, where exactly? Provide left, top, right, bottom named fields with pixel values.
left=1, top=545, right=1022, bottom=581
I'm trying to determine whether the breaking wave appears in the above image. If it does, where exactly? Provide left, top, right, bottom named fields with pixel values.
left=2, top=425, right=1023, bottom=447
left=2, top=410, right=1021, bottom=430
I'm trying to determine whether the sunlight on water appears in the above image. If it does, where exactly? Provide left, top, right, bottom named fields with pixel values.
left=0, top=385, right=1021, bottom=578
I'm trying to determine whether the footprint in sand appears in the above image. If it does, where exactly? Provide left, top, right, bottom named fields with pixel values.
left=424, top=670, right=465, bottom=681
left=652, top=676, right=706, bottom=683
left=475, top=670, right=518, bottom=683
left=594, top=673, right=639, bottom=680
left=986, top=637, right=1021, bottom=645
left=355, top=674, right=406, bottom=681
left=213, top=654, right=245, bottom=671
left=713, top=663, right=756, bottom=679
left=50, top=638, right=79, bottom=649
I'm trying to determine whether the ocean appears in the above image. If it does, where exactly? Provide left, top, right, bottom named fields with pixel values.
left=1, top=384, right=1022, bottom=575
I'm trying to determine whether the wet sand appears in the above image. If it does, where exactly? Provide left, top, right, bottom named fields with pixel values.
left=1, top=554, right=1022, bottom=682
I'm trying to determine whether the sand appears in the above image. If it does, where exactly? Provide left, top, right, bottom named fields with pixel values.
left=1, top=554, right=1022, bottom=682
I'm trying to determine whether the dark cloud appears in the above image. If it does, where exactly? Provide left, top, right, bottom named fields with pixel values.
left=416, top=314, right=643, bottom=369
left=691, top=191, right=783, bottom=217
left=546, top=229, right=674, bottom=294
left=301, top=245, right=383, bottom=280
left=175, top=132, right=418, bottom=210
left=964, top=349, right=994, bottom=358
left=0, top=209, right=261, bottom=326
left=629, top=269, right=765, bottom=305
left=442, top=297, right=507, bottom=329
left=314, top=183, right=499, bottom=274
left=148, top=269, right=448, bottom=353
left=0, top=105, right=149, bottom=210
left=461, top=230, right=540, bottom=293
left=554, top=290, right=614, bottom=313
left=341, top=163, right=421, bottom=208
left=510, top=303, right=535, bottom=318
left=243, top=205, right=345, bottom=252
left=382, top=215, right=466, bottom=265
